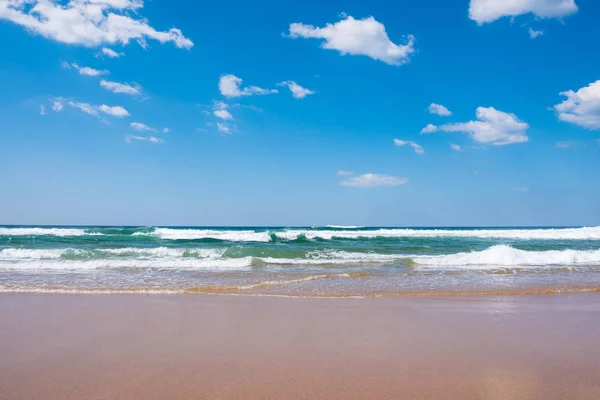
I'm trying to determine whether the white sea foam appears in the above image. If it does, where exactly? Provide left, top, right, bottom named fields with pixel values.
left=413, top=245, right=600, bottom=269
left=2, top=226, right=600, bottom=240
left=278, top=227, right=600, bottom=241
left=0, top=227, right=88, bottom=236
left=0, top=257, right=254, bottom=270
left=0, top=247, right=224, bottom=260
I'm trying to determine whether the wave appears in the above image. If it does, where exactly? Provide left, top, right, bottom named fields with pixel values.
left=413, top=245, right=600, bottom=269
left=3, top=226, right=600, bottom=241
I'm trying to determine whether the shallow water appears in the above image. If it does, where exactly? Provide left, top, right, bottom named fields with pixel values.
left=2, top=225, right=600, bottom=296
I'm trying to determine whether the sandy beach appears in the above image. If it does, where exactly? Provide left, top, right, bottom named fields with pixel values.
left=1, top=293, right=599, bottom=400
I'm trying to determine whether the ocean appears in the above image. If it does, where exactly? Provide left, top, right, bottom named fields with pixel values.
left=2, top=225, right=600, bottom=297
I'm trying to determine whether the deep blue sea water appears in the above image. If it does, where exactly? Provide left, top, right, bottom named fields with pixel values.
left=2, top=226, right=600, bottom=296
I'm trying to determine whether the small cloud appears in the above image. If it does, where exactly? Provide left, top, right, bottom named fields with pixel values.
left=162, top=128, right=170, bottom=133
left=100, top=80, right=142, bottom=96
left=126, top=135, right=164, bottom=144
left=100, top=48, right=124, bottom=58
left=450, top=143, right=461, bottom=151
left=287, top=15, right=415, bottom=66
left=217, top=122, right=233, bottom=134
left=337, top=170, right=353, bottom=176
left=67, top=63, right=109, bottom=76
left=394, top=139, right=424, bottom=154
left=52, top=98, right=64, bottom=112
left=554, top=80, right=600, bottom=130
left=219, top=74, right=278, bottom=98
left=528, top=27, right=544, bottom=39
left=40, top=105, right=47, bottom=115
left=130, top=122, right=156, bottom=132
left=340, top=173, right=408, bottom=188
left=428, top=103, right=452, bottom=116
left=421, top=124, right=438, bottom=134
left=98, top=104, right=129, bottom=118
left=469, top=0, right=578, bottom=25
left=277, top=81, right=315, bottom=99
left=513, top=186, right=529, bottom=192
left=556, top=140, right=585, bottom=149
left=437, top=106, right=529, bottom=146
left=214, top=109, right=233, bottom=120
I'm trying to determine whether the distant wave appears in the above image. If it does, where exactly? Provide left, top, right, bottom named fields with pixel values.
left=413, top=245, right=600, bottom=269
left=2, top=226, right=600, bottom=241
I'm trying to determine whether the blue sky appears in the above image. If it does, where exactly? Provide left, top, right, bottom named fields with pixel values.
left=0, top=0, right=599, bottom=227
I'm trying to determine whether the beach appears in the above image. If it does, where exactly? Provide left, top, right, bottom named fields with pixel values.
left=2, top=293, right=599, bottom=399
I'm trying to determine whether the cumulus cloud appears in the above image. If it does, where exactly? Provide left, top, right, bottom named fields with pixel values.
left=100, top=80, right=141, bottom=96
left=219, top=74, right=278, bottom=98
left=529, top=27, right=544, bottom=38
left=436, top=107, right=529, bottom=145
left=421, top=124, right=438, bottom=134
left=65, top=100, right=129, bottom=118
left=429, top=103, right=452, bottom=116
left=450, top=143, right=461, bottom=151
left=65, top=62, right=109, bottom=76
left=0, top=0, right=193, bottom=49
left=130, top=122, right=155, bottom=131
left=469, top=0, right=578, bottom=24
left=100, top=47, right=123, bottom=58
left=340, top=173, right=408, bottom=188
left=337, top=170, right=353, bottom=176
left=287, top=15, right=415, bottom=66
left=553, top=80, right=600, bottom=130
left=394, top=139, right=424, bottom=154
left=126, top=135, right=164, bottom=144
left=277, top=81, right=315, bottom=99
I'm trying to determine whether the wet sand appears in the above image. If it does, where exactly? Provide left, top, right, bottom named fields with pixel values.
left=1, top=294, right=600, bottom=400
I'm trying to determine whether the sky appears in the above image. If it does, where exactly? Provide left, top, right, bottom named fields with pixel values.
left=0, top=0, right=599, bottom=227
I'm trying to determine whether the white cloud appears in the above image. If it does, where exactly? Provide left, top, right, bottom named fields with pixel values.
left=98, top=104, right=129, bottom=117
left=337, top=170, right=353, bottom=176
left=277, top=81, right=315, bottom=99
left=437, top=107, right=529, bottom=145
left=450, top=143, right=461, bottom=151
left=0, top=0, right=193, bottom=49
left=101, top=47, right=123, bottom=58
left=40, top=105, right=47, bottom=115
left=68, top=101, right=100, bottom=116
left=217, top=122, right=233, bottom=134
left=288, top=15, right=414, bottom=66
left=162, top=128, right=169, bottom=133
left=68, top=63, right=109, bottom=76
left=65, top=100, right=129, bottom=118
left=428, top=103, right=452, bottom=116
left=469, top=0, right=578, bottom=24
left=529, top=27, right=544, bottom=38
left=100, top=80, right=141, bottom=96
left=421, top=124, right=438, bottom=134
left=556, top=140, right=584, bottom=148
left=130, top=122, right=155, bottom=131
left=52, top=99, right=64, bottom=112
left=126, top=135, right=164, bottom=144
left=553, top=80, right=600, bottom=130
left=394, top=139, right=424, bottom=154
left=218, top=74, right=278, bottom=98
left=340, top=173, right=408, bottom=188
left=214, top=109, right=233, bottom=120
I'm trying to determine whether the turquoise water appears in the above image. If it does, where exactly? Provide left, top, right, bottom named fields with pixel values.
left=2, top=226, right=600, bottom=296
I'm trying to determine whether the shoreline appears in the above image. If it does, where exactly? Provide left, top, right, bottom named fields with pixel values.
left=2, top=293, right=600, bottom=399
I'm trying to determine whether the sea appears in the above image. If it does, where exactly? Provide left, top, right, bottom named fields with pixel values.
left=2, top=225, right=600, bottom=297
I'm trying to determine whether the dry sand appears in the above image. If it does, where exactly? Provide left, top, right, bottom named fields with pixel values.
left=1, top=293, right=600, bottom=399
